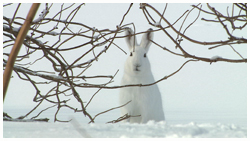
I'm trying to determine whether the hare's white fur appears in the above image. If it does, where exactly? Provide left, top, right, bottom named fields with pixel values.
left=119, top=28, right=165, bottom=123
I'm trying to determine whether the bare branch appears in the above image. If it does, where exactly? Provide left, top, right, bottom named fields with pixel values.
left=3, top=3, right=246, bottom=124
left=90, top=100, right=132, bottom=124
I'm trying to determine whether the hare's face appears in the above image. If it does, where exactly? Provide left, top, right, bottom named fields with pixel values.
left=124, top=28, right=153, bottom=76
left=124, top=46, right=151, bottom=76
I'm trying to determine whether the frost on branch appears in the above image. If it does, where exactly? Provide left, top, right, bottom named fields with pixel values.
left=210, top=55, right=222, bottom=61
left=3, top=3, right=247, bottom=124
left=33, top=8, right=49, bottom=23
left=3, top=3, right=128, bottom=123
left=210, top=55, right=222, bottom=64
left=49, top=31, right=59, bottom=36
left=153, top=21, right=161, bottom=27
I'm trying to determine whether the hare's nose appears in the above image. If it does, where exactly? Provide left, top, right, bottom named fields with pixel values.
left=135, top=64, right=141, bottom=71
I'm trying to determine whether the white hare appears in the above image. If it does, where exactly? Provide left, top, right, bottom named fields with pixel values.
left=119, top=28, right=165, bottom=123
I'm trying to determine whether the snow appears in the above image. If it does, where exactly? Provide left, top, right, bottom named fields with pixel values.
left=3, top=25, right=9, bottom=30
left=3, top=3, right=247, bottom=139
left=33, top=9, right=49, bottom=23
left=12, top=27, right=21, bottom=32
left=7, top=63, right=66, bottom=81
left=210, top=55, right=222, bottom=61
left=93, top=35, right=99, bottom=41
left=3, top=120, right=247, bottom=138
left=49, top=31, right=60, bottom=36
left=3, top=108, right=246, bottom=138
left=3, top=25, right=20, bottom=33
left=61, top=19, right=67, bottom=23
left=153, top=21, right=161, bottom=27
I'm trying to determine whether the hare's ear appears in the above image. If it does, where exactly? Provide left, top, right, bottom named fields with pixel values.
left=125, top=28, right=137, bottom=51
left=140, top=28, right=154, bottom=52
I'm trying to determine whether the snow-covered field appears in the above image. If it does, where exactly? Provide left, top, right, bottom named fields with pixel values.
left=3, top=109, right=247, bottom=138
left=3, top=120, right=247, bottom=138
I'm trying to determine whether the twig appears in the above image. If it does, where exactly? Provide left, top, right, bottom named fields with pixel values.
left=90, top=100, right=132, bottom=124
left=3, top=3, right=40, bottom=101
left=228, top=44, right=245, bottom=59
left=107, top=114, right=140, bottom=124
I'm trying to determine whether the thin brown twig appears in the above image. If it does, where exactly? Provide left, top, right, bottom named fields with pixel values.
left=228, top=44, right=245, bottom=59
left=90, top=100, right=132, bottom=124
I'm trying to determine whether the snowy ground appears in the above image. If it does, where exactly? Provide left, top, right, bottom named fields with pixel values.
left=3, top=109, right=247, bottom=138
left=3, top=120, right=247, bottom=138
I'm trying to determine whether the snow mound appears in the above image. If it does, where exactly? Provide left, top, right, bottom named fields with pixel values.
left=3, top=120, right=246, bottom=138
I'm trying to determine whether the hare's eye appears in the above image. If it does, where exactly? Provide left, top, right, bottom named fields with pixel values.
left=144, top=53, right=147, bottom=58
left=130, top=52, right=133, bottom=56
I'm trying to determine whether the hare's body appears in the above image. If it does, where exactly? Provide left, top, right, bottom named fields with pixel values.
left=120, top=71, right=165, bottom=123
left=119, top=28, right=165, bottom=123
